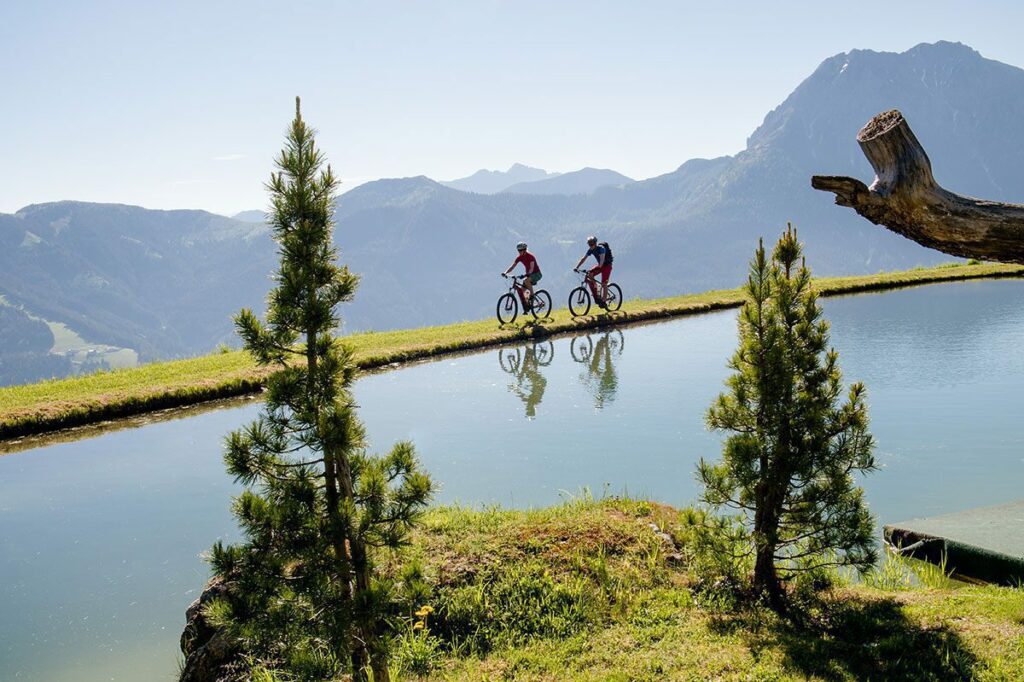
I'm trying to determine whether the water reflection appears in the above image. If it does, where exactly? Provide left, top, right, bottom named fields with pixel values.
left=497, top=340, right=553, bottom=417
left=570, top=328, right=624, bottom=408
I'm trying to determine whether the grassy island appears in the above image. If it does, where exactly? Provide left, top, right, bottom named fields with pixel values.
left=2, top=261, right=1022, bottom=441
left=333, top=496, right=1024, bottom=681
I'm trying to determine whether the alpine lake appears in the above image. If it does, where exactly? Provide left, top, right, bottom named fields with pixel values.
left=2, top=278, right=1023, bottom=681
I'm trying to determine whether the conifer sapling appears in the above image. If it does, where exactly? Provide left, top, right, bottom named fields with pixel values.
left=697, top=225, right=876, bottom=608
left=206, top=98, right=433, bottom=682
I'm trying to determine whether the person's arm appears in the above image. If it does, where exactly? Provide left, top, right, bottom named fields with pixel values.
left=574, top=254, right=587, bottom=269
left=504, top=255, right=520, bottom=275
left=596, top=251, right=605, bottom=268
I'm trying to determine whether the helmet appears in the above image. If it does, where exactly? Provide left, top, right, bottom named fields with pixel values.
left=586, top=235, right=597, bottom=245
left=516, top=241, right=527, bottom=250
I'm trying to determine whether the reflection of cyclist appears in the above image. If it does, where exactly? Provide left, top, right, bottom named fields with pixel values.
left=502, top=241, right=542, bottom=308
left=570, top=331, right=620, bottom=408
left=573, top=235, right=612, bottom=308
left=588, top=334, right=618, bottom=408
left=501, top=345, right=547, bottom=417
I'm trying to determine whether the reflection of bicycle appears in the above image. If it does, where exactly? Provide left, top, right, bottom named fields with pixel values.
left=499, top=340, right=554, bottom=373
left=497, top=275, right=553, bottom=324
left=497, top=341, right=553, bottom=418
left=568, top=269, right=622, bottom=316
left=570, top=328, right=624, bottom=363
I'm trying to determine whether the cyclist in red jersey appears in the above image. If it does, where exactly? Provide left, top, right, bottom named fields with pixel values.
left=574, top=235, right=612, bottom=307
left=502, top=241, right=542, bottom=307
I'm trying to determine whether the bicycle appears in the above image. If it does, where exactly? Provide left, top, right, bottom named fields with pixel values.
left=497, top=274, right=552, bottom=324
left=568, top=269, right=622, bottom=316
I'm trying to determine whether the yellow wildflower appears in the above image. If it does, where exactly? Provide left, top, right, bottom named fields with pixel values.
left=413, top=621, right=424, bottom=631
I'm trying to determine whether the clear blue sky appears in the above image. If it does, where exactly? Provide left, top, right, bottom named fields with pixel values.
left=2, top=1, right=1023, bottom=215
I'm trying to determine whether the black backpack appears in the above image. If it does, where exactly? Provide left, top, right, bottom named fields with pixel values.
left=598, top=241, right=614, bottom=264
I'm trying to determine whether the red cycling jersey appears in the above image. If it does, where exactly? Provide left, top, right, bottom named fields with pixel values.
left=514, top=251, right=540, bottom=274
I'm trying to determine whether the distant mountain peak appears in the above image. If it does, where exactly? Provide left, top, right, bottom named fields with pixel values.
left=503, top=167, right=634, bottom=195
left=441, top=164, right=559, bottom=194
left=231, top=210, right=266, bottom=223
left=905, top=40, right=979, bottom=57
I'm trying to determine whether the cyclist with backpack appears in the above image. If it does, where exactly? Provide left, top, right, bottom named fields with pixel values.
left=574, top=235, right=613, bottom=308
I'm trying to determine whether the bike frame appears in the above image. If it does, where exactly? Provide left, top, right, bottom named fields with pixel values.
left=577, top=269, right=610, bottom=299
left=507, top=274, right=532, bottom=306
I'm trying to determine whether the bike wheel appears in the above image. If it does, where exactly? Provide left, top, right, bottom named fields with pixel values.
left=530, top=290, right=553, bottom=319
left=499, top=347, right=521, bottom=373
left=568, top=286, right=591, bottom=316
left=605, top=283, right=623, bottom=311
left=570, top=335, right=593, bottom=363
left=534, top=339, right=555, bottom=366
left=496, top=293, right=518, bottom=324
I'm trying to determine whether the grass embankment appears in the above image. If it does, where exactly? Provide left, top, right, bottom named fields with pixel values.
left=387, top=497, right=1024, bottom=681
left=3, top=261, right=1023, bottom=440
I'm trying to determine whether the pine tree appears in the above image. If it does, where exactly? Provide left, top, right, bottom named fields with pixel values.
left=208, top=98, right=433, bottom=681
left=697, top=225, right=877, bottom=608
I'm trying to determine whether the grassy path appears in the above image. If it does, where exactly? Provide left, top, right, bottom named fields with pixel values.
left=2, top=261, right=1022, bottom=440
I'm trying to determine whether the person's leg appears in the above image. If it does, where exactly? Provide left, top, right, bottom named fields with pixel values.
left=523, top=279, right=534, bottom=304
left=600, top=265, right=611, bottom=302
left=587, top=266, right=601, bottom=300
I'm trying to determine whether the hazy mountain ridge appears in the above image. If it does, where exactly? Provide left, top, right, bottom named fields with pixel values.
left=3, top=41, right=1021, bottom=385
left=0, top=202, right=273, bottom=364
left=441, top=163, right=559, bottom=194
left=232, top=209, right=267, bottom=223
left=503, top=168, right=634, bottom=195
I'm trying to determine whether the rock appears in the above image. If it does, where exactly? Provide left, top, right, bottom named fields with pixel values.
left=647, top=522, right=678, bottom=549
left=179, top=576, right=244, bottom=682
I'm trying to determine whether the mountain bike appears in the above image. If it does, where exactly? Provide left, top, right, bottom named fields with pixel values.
left=497, top=274, right=552, bottom=324
left=568, top=269, right=622, bottom=316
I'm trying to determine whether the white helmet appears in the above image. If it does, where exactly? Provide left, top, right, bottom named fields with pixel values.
left=516, top=241, right=527, bottom=250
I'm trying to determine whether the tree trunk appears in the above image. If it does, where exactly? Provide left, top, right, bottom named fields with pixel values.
left=335, top=451, right=384, bottom=682
left=753, top=538, right=782, bottom=607
left=811, top=109, right=1024, bottom=264
left=752, top=488, right=784, bottom=610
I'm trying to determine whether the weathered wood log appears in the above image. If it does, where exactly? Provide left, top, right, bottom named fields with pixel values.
left=811, top=109, right=1024, bottom=264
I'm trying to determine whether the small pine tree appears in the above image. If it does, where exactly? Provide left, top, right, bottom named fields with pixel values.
left=697, top=225, right=877, bottom=608
left=208, top=98, right=433, bottom=681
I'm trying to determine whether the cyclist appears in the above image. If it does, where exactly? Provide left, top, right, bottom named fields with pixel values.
left=574, top=235, right=613, bottom=308
left=502, top=241, right=542, bottom=308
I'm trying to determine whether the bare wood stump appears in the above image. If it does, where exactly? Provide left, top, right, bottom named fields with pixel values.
left=811, top=109, right=1024, bottom=264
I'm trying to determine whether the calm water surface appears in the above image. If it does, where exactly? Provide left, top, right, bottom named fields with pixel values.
left=1, top=279, right=1023, bottom=680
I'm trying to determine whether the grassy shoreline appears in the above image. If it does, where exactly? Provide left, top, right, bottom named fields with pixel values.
left=2, top=261, right=1022, bottom=441
left=272, top=496, right=1022, bottom=680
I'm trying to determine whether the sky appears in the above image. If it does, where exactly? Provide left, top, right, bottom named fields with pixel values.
left=3, top=0, right=1024, bottom=216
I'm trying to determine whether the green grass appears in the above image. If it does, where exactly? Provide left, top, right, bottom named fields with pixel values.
left=382, top=497, right=1024, bottom=681
left=2, top=261, right=1022, bottom=440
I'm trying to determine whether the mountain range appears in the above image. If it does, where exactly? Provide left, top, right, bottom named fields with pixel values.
left=2, top=41, right=1019, bottom=385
